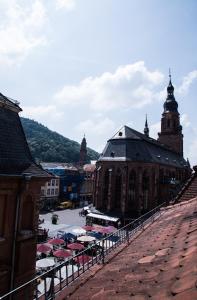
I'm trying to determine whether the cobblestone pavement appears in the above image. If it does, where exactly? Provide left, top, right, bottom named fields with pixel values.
left=40, top=208, right=86, bottom=227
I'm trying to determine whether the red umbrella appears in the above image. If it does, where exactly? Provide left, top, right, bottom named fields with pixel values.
left=75, top=255, right=91, bottom=264
left=48, top=238, right=65, bottom=245
left=82, top=225, right=96, bottom=231
left=106, top=226, right=116, bottom=232
left=37, top=243, right=52, bottom=253
left=67, top=243, right=85, bottom=251
left=53, top=249, right=72, bottom=258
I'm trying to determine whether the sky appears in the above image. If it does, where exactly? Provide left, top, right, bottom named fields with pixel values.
left=0, top=0, right=197, bottom=164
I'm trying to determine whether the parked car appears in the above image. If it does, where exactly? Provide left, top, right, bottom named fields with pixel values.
left=57, top=201, right=73, bottom=210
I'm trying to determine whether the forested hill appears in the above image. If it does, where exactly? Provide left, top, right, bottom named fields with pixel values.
left=21, top=117, right=99, bottom=163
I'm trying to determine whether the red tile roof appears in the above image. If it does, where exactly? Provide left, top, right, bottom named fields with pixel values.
left=57, top=198, right=197, bottom=300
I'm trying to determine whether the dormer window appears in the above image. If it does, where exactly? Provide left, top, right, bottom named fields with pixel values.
left=111, top=151, right=115, bottom=157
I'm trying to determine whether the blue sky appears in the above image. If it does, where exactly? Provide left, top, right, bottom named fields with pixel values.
left=0, top=0, right=197, bottom=164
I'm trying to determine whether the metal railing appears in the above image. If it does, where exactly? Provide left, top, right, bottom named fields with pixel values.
left=0, top=202, right=165, bottom=300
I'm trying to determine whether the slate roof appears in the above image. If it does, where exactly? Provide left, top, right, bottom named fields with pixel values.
left=99, top=125, right=188, bottom=168
left=57, top=198, right=197, bottom=300
left=0, top=93, right=50, bottom=177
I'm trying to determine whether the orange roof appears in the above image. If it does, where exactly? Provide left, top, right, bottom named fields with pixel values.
left=56, top=198, right=197, bottom=300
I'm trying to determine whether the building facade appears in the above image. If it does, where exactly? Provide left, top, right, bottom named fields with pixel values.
left=79, top=164, right=96, bottom=206
left=93, top=78, right=191, bottom=220
left=40, top=176, right=60, bottom=210
left=42, top=163, right=84, bottom=207
left=0, top=93, right=50, bottom=299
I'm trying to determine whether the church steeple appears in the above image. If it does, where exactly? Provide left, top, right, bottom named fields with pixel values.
left=163, top=70, right=178, bottom=113
left=79, top=134, right=87, bottom=166
left=144, top=114, right=149, bottom=137
left=158, top=71, right=183, bottom=156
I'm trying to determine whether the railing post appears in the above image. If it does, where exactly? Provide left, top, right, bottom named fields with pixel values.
left=50, top=269, right=55, bottom=300
left=126, top=228, right=129, bottom=245
left=102, top=239, right=105, bottom=264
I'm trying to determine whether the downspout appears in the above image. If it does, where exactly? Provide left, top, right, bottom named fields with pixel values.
left=9, top=174, right=30, bottom=298
left=10, top=178, right=23, bottom=297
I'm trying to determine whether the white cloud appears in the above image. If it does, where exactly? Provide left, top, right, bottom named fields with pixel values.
left=181, top=114, right=191, bottom=128
left=55, top=0, right=76, bottom=10
left=54, top=61, right=164, bottom=112
left=22, top=104, right=63, bottom=120
left=188, top=139, right=197, bottom=166
left=150, top=122, right=160, bottom=139
left=75, top=117, right=116, bottom=152
left=75, top=117, right=115, bottom=135
left=177, top=70, right=197, bottom=95
left=0, top=0, right=47, bottom=66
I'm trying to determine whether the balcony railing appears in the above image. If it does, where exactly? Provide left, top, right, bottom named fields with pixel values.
left=0, top=203, right=166, bottom=300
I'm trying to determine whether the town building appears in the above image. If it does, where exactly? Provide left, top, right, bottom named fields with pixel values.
left=79, top=163, right=96, bottom=206
left=93, top=76, right=191, bottom=220
left=0, top=93, right=50, bottom=298
left=41, top=163, right=84, bottom=207
left=40, top=176, right=60, bottom=210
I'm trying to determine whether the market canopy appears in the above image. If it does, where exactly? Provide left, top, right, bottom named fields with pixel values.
left=37, top=243, right=52, bottom=253
left=53, top=249, right=72, bottom=258
left=36, top=258, right=55, bottom=269
left=67, top=243, right=85, bottom=251
left=77, top=235, right=96, bottom=242
left=48, top=238, right=65, bottom=245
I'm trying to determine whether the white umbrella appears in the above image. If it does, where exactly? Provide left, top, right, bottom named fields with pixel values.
left=37, top=277, right=60, bottom=295
left=77, top=235, right=96, bottom=242
left=36, top=258, right=55, bottom=269
left=56, top=265, right=78, bottom=280
left=71, top=228, right=86, bottom=235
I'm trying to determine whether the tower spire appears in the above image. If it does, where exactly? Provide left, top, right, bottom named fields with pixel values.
left=158, top=72, right=183, bottom=156
left=79, top=134, right=87, bottom=166
left=144, top=114, right=149, bottom=137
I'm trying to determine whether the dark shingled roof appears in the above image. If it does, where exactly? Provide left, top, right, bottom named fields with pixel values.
left=0, top=93, right=50, bottom=177
left=99, top=125, right=188, bottom=168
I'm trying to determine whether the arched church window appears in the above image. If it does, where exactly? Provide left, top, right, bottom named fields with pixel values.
left=0, top=195, right=7, bottom=237
left=102, top=170, right=109, bottom=209
left=114, top=169, right=122, bottom=210
left=167, top=119, right=170, bottom=128
left=159, top=169, right=164, bottom=184
left=128, top=170, right=136, bottom=203
left=21, top=195, right=34, bottom=232
left=142, top=171, right=149, bottom=211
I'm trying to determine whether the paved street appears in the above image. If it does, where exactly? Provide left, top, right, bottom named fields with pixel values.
left=40, top=208, right=86, bottom=227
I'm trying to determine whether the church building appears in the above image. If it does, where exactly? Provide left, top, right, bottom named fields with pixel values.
left=93, top=76, right=191, bottom=220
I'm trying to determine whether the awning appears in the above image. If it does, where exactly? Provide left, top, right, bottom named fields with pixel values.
left=87, top=213, right=119, bottom=222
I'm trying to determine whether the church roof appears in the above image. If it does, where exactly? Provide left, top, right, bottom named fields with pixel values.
left=99, top=125, right=188, bottom=168
left=0, top=93, right=50, bottom=177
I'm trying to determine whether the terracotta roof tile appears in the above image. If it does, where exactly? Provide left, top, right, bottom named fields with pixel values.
left=57, top=199, right=197, bottom=300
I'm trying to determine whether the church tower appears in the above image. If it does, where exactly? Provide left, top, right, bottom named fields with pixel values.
left=144, top=114, right=149, bottom=137
left=79, top=135, right=87, bottom=166
left=158, top=72, right=183, bottom=156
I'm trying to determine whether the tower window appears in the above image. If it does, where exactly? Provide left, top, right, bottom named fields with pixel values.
left=167, top=119, right=170, bottom=127
left=111, top=151, right=115, bottom=157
